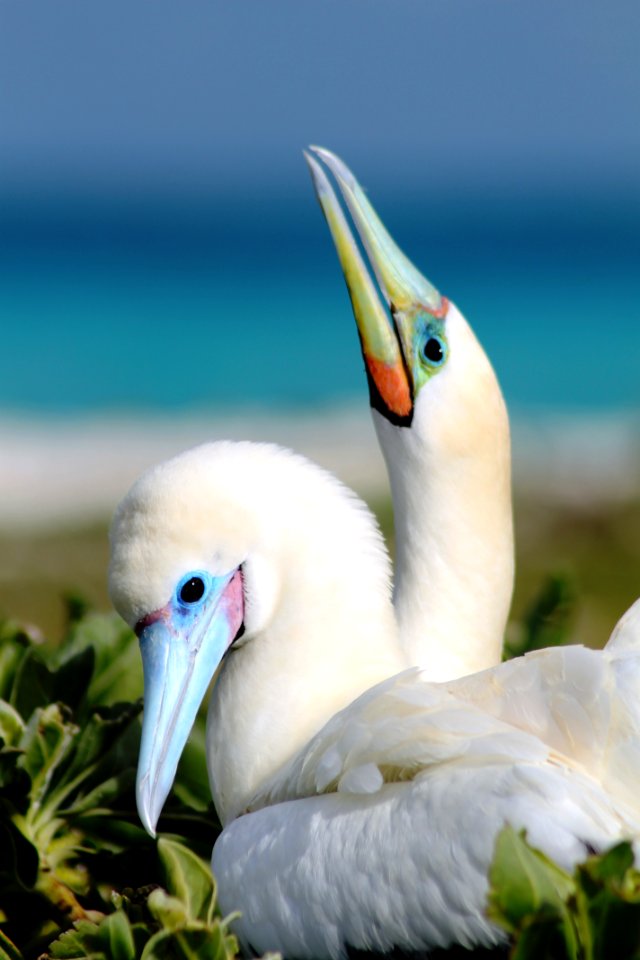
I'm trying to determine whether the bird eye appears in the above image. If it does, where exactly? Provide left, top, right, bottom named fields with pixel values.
left=421, top=335, right=445, bottom=366
left=179, top=576, right=206, bottom=604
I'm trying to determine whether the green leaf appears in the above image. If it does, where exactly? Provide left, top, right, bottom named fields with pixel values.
left=10, top=649, right=56, bottom=719
left=62, top=614, right=142, bottom=707
left=52, top=647, right=96, bottom=714
left=48, top=919, right=104, bottom=959
left=11, top=646, right=95, bottom=719
left=141, top=927, right=238, bottom=960
left=95, top=911, right=137, bottom=960
left=147, top=888, right=190, bottom=930
left=72, top=814, right=149, bottom=853
left=0, top=927, right=25, bottom=960
left=63, top=769, right=136, bottom=816
left=487, top=832, right=640, bottom=959
left=588, top=896, right=640, bottom=960
left=139, top=930, right=174, bottom=960
left=48, top=912, right=136, bottom=960
left=0, top=619, right=39, bottom=703
left=584, top=841, right=635, bottom=887
left=18, top=703, right=78, bottom=809
left=487, top=826, right=575, bottom=929
left=201, top=922, right=240, bottom=960
left=510, top=918, right=574, bottom=960
left=168, top=928, right=221, bottom=960
left=158, top=838, right=216, bottom=925
left=0, top=701, right=25, bottom=749
left=59, top=700, right=141, bottom=790
left=577, top=844, right=640, bottom=960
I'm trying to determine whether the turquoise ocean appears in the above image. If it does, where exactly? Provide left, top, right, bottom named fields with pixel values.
left=3, top=186, right=639, bottom=420
left=1, top=185, right=639, bottom=528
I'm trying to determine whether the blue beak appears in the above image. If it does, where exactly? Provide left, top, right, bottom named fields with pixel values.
left=136, top=569, right=243, bottom=836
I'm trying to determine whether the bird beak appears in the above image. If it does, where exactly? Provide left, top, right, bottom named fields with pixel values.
left=305, top=146, right=447, bottom=425
left=135, top=570, right=243, bottom=836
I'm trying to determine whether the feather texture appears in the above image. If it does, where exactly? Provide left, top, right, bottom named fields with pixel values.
left=110, top=440, right=640, bottom=958
left=216, top=646, right=640, bottom=957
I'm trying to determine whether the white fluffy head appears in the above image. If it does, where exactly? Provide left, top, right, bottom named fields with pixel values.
left=410, top=301, right=509, bottom=458
left=110, top=441, right=404, bottom=820
left=109, top=439, right=391, bottom=631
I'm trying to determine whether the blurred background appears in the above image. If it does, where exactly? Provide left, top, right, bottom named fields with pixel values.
left=1, top=0, right=639, bottom=645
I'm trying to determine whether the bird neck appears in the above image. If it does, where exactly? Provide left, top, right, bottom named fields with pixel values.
left=205, top=479, right=404, bottom=826
left=374, top=392, right=514, bottom=681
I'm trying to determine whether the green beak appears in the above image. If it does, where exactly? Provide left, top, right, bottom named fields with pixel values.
left=305, top=146, right=446, bottom=423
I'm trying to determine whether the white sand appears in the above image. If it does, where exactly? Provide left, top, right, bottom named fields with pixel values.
left=512, top=412, right=640, bottom=506
left=0, top=407, right=385, bottom=531
left=1, top=407, right=639, bottom=531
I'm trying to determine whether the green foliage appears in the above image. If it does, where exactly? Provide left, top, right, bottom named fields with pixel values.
left=44, top=840, right=239, bottom=960
left=0, top=613, right=220, bottom=960
left=505, top=571, right=577, bottom=659
left=1, top=584, right=639, bottom=960
left=488, top=826, right=640, bottom=959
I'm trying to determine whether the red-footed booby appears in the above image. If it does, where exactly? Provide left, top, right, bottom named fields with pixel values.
left=109, top=441, right=640, bottom=959
left=305, top=148, right=513, bottom=680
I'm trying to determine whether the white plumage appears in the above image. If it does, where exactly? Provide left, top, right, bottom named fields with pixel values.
left=307, top=148, right=513, bottom=680
left=109, top=440, right=640, bottom=958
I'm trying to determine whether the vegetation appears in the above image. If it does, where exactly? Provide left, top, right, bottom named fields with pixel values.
left=4, top=491, right=640, bottom=648
left=489, top=828, right=640, bottom=960
left=0, top=605, right=228, bottom=959
left=0, top=522, right=639, bottom=956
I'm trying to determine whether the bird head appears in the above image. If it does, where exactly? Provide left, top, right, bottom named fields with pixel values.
left=305, top=147, right=506, bottom=463
left=109, top=441, right=401, bottom=833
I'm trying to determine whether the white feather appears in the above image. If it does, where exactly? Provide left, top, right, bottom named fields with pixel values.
left=307, top=148, right=513, bottom=681
left=215, top=638, right=640, bottom=958
left=110, top=440, right=640, bottom=959
left=378, top=301, right=514, bottom=680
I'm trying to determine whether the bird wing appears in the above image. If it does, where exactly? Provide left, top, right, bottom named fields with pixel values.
left=442, top=636, right=640, bottom=815
left=222, top=617, right=640, bottom=958
left=220, top=664, right=640, bottom=959
left=248, top=662, right=640, bottom=829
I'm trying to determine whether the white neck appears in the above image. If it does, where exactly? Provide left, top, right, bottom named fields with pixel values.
left=374, top=305, right=514, bottom=681
left=205, top=460, right=404, bottom=825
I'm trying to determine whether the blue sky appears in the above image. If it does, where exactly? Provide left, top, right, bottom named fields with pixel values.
left=2, top=0, right=639, bottom=200
left=1, top=1, right=638, bottom=418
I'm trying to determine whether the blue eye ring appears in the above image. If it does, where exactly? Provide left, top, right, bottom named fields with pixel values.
left=420, top=333, right=446, bottom=367
left=176, top=571, right=211, bottom=607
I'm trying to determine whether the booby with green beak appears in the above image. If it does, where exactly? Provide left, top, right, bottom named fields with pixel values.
left=110, top=440, right=640, bottom=959
left=306, top=148, right=513, bottom=680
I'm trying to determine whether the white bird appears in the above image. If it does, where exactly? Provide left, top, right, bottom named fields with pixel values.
left=305, top=148, right=514, bottom=681
left=109, top=440, right=640, bottom=959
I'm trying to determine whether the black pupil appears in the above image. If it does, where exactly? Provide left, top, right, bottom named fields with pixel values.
left=423, top=337, right=443, bottom=363
left=180, top=577, right=205, bottom=604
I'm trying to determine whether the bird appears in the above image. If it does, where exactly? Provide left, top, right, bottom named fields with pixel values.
left=109, top=440, right=640, bottom=959
left=305, top=147, right=513, bottom=681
